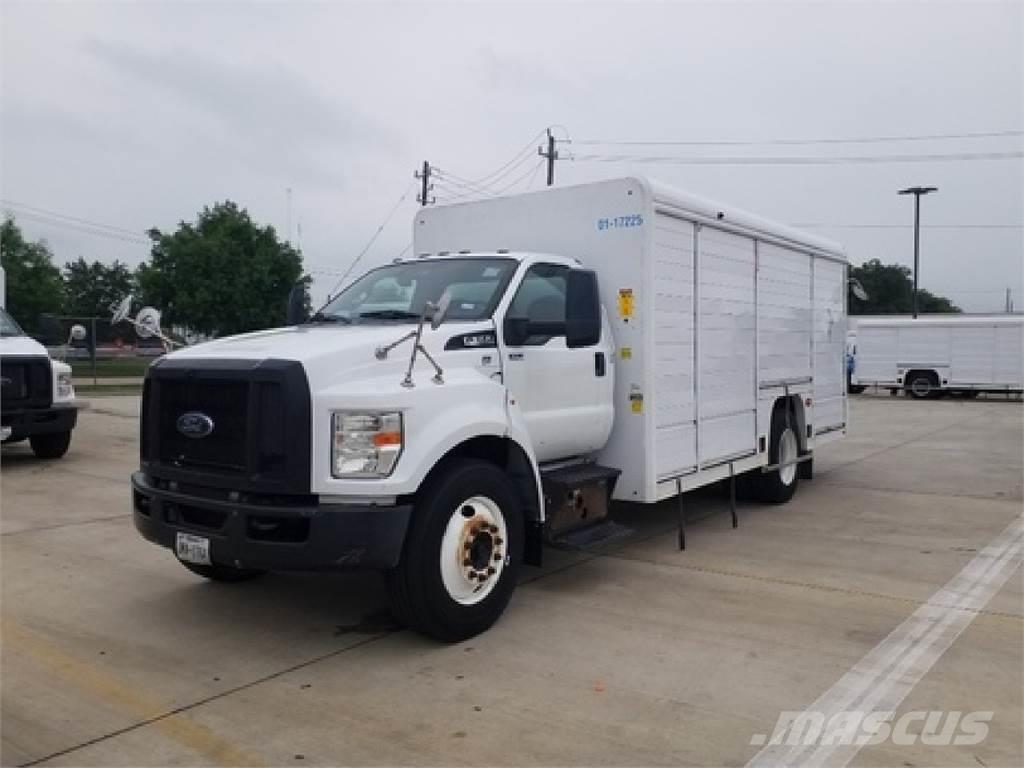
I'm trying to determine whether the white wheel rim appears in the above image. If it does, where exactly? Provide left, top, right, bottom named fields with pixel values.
left=779, top=428, right=798, bottom=486
left=911, top=378, right=931, bottom=397
left=439, top=495, right=508, bottom=606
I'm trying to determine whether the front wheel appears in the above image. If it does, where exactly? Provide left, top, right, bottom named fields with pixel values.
left=386, top=459, right=523, bottom=642
left=30, top=430, right=71, bottom=459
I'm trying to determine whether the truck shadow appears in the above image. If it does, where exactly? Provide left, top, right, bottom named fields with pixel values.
left=123, top=482, right=758, bottom=645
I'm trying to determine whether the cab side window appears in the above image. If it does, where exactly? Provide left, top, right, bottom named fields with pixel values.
left=505, top=264, right=568, bottom=346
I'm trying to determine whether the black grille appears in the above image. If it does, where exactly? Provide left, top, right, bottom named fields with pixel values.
left=141, top=358, right=312, bottom=495
left=158, top=379, right=249, bottom=472
left=1, top=356, right=51, bottom=412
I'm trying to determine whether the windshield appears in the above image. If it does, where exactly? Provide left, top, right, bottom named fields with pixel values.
left=317, top=258, right=517, bottom=324
left=0, top=308, right=25, bottom=337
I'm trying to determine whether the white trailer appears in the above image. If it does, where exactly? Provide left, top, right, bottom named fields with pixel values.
left=852, top=316, right=1024, bottom=397
left=132, top=177, right=848, bottom=640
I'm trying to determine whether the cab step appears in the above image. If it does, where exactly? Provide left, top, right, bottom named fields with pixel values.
left=550, top=519, right=633, bottom=551
left=540, top=461, right=622, bottom=543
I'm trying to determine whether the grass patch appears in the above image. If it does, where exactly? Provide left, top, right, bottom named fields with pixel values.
left=76, top=384, right=144, bottom=397
left=69, top=357, right=156, bottom=378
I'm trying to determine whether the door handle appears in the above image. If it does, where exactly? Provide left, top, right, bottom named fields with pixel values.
left=595, top=352, right=606, bottom=377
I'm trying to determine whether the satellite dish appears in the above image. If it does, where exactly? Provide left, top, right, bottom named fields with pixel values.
left=111, top=295, right=132, bottom=323
left=135, top=306, right=162, bottom=339
left=69, top=324, right=87, bottom=341
left=430, top=290, right=452, bottom=330
left=849, top=278, right=869, bottom=302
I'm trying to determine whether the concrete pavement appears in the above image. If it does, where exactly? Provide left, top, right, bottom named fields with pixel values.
left=2, top=396, right=1021, bottom=766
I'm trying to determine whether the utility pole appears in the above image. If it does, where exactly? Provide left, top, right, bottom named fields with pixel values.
left=285, top=187, right=293, bottom=243
left=538, top=129, right=558, bottom=186
left=897, top=186, right=938, bottom=318
left=414, top=161, right=435, bottom=206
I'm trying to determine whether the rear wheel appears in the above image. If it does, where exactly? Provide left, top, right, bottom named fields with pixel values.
left=29, top=430, right=71, bottom=459
left=906, top=371, right=937, bottom=399
left=386, top=458, right=523, bottom=642
left=179, top=561, right=266, bottom=582
left=754, top=408, right=801, bottom=504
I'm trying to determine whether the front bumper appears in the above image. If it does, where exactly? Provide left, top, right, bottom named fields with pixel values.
left=131, top=472, right=412, bottom=571
left=1, top=405, right=78, bottom=441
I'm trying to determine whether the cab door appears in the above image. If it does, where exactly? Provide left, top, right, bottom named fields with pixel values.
left=499, top=263, right=613, bottom=462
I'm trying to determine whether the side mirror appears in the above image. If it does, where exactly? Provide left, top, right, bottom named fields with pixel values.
left=286, top=283, right=307, bottom=325
left=430, top=290, right=452, bottom=330
left=566, top=269, right=601, bottom=348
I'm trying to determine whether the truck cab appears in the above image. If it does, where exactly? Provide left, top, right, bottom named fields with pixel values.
left=1, top=306, right=80, bottom=458
left=133, top=252, right=614, bottom=639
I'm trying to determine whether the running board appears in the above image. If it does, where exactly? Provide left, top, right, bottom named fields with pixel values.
left=550, top=519, right=633, bottom=551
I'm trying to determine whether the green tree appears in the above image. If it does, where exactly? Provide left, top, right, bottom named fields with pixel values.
left=0, top=216, right=64, bottom=333
left=849, top=259, right=960, bottom=315
left=138, top=202, right=304, bottom=336
left=63, top=257, right=136, bottom=319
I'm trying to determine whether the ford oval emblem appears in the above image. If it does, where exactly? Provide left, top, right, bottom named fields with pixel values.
left=176, top=411, right=214, bottom=439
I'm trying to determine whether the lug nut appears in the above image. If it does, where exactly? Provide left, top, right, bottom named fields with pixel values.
left=495, top=537, right=503, bottom=546
left=487, top=567, right=496, bottom=575
left=493, top=553, right=501, bottom=561
left=489, top=524, right=499, bottom=533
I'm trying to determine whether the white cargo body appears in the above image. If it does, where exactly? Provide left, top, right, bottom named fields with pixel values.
left=414, top=177, right=848, bottom=503
left=853, top=315, right=1024, bottom=395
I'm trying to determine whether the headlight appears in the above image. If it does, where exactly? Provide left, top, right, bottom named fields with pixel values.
left=331, top=411, right=403, bottom=478
left=57, top=371, right=74, bottom=400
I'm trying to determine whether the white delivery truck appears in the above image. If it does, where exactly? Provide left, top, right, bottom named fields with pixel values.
left=0, top=273, right=81, bottom=458
left=131, top=177, right=848, bottom=640
left=851, top=315, right=1024, bottom=398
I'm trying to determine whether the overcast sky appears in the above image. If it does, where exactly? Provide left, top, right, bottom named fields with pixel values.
left=1, top=1, right=1021, bottom=311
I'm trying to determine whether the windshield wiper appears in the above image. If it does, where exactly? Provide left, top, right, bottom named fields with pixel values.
left=356, top=310, right=422, bottom=321
left=307, top=312, right=352, bottom=324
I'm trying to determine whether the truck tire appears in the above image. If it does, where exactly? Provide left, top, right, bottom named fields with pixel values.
left=755, top=408, right=800, bottom=504
left=29, top=430, right=71, bottom=459
left=905, top=371, right=937, bottom=399
left=179, top=561, right=267, bottom=582
left=386, top=458, right=523, bottom=642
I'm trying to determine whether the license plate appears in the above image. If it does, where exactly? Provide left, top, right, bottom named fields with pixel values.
left=175, top=532, right=211, bottom=565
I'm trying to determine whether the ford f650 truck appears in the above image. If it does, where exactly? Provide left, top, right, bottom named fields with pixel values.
left=131, top=177, right=848, bottom=640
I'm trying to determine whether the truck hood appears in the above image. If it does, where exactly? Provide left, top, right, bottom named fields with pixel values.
left=0, top=334, right=49, bottom=357
left=161, top=322, right=495, bottom=392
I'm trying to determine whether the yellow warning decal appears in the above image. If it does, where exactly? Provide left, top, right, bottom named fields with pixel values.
left=629, top=385, right=643, bottom=414
left=618, top=288, right=634, bottom=319
left=620, top=347, right=632, bottom=360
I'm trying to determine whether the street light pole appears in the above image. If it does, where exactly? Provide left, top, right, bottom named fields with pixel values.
left=897, top=186, right=938, bottom=318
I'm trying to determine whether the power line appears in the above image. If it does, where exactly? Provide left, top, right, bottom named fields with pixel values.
left=459, top=129, right=548, bottom=187
left=795, top=223, right=1023, bottom=230
left=569, top=129, right=1024, bottom=147
left=568, top=150, right=1024, bottom=165
left=2, top=208, right=152, bottom=246
left=1, top=201, right=149, bottom=240
left=491, top=159, right=547, bottom=195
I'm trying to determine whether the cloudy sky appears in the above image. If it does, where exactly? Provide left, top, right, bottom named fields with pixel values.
left=1, top=0, right=1021, bottom=311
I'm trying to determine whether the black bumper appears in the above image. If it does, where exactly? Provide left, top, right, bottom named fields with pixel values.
left=131, top=472, right=412, bottom=571
left=2, top=405, right=77, bottom=441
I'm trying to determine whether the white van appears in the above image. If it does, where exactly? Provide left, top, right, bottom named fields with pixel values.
left=0, top=306, right=80, bottom=458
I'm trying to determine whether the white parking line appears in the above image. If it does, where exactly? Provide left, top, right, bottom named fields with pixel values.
left=747, top=516, right=1023, bottom=768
